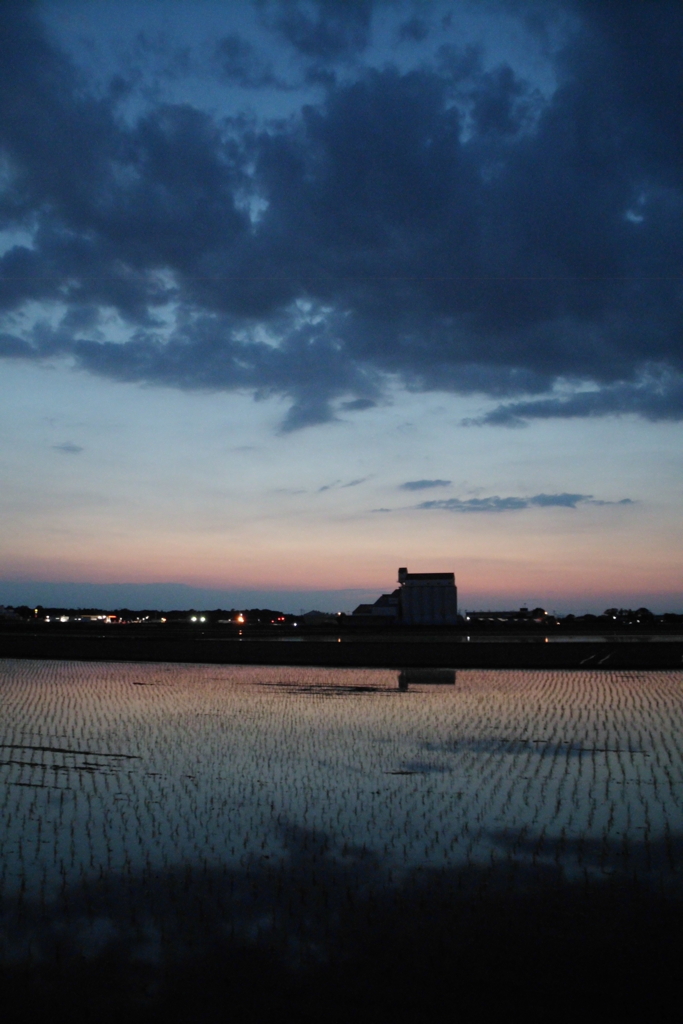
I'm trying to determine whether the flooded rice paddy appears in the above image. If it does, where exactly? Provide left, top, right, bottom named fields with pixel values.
left=2, top=658, right=683, bottom=1006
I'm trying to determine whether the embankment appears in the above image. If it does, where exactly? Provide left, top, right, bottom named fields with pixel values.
left=1, top=633, right=682, bottom=669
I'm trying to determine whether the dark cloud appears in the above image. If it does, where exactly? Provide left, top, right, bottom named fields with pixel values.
left=214, top=33, right=283, bottom=89
left=257, top=0, right=374, bottom=60
left=588, top=498, right=633, bottom=507
left=52, top=442, right=84, bottom=454
left=340, top=398, right=376, bottom=411
left=400, top=479, right=452, bottom=491
left=413, top=493, right=631, bottom=512
left=398, top=17, right=429, bottom=43
left=0, top=1, right=681, bottom=429
left=341, top=477, right=369, bottom=488
left=318, top=477, right=369, bottom=492
left=469, top=372, right=683, bottom=425
left=0, top=333, right=37, bottom=358
left=528, top=493, right=590, bottom=508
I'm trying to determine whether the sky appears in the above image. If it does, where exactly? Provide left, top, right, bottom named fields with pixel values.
left=0, top=0, right=681, bottom=614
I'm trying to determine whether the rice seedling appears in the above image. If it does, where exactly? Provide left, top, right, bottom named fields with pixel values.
left=0, top=660, right=683, bottom=962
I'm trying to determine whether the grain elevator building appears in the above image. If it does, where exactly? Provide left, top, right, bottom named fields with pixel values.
left=397, top=567, right=458, bottom=625
left=352, top=567, right=458, bottom=626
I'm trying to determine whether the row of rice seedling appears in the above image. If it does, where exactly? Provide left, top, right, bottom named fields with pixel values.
left=1, top=658, right=683, bottom=956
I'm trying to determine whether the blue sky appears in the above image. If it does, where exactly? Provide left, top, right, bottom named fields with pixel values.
left=0, top=1, right=681, bottom=613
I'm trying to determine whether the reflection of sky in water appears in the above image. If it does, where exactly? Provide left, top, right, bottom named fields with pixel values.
left=2, top=661, right=683, bottom=903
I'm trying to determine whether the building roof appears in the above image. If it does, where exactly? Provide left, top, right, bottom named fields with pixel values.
left=398, top=567, right=455, bottom=583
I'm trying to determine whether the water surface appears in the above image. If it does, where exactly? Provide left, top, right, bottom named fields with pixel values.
left=2, top=660, right=683, bottom=916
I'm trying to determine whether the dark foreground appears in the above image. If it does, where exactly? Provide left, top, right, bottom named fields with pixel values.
left=2, top=631, right=683, bottom=668
left=2, top=855, right=681, bottom=1023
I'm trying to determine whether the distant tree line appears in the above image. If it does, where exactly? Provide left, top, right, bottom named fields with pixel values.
left=565, top=608, right=673, bottom=623
left=1, top=606, right=298, bottom=624
left=3, top=605, right=683, bottom=626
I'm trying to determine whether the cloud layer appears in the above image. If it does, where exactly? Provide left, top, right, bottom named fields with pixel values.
left=399, top=479, right=452, bottom=491
left=0, top=1, right=681, bottom=429
left=415, top=493, right=633, bottom=513
left=376, top=492, right=633, bottom=513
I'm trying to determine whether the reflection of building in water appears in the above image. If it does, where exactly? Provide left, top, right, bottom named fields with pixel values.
left=398, top=668, right=456, bottom=689
left=353, top=567, right=458, bottom=626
